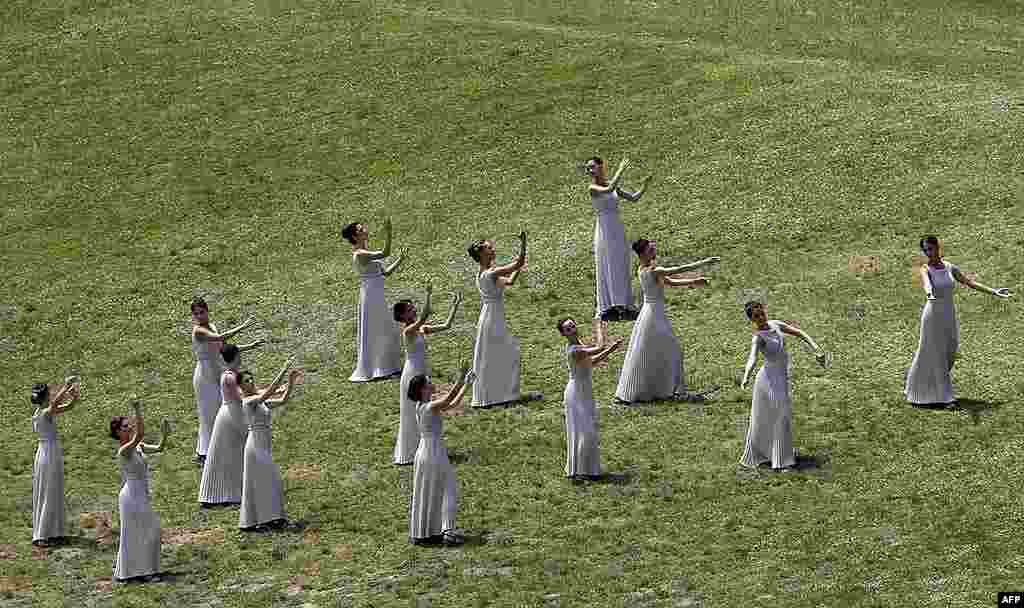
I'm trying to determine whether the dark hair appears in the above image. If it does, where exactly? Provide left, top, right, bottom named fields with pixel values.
left=238, top=370, right=254, bottom=385
left=467, top=240, right=486, bottom=262
left=585, top=157, right=603, bottom=176
left=393, top=300, right=414, bottom=323
left=631, top=239, right=650, bottom=257
left=110, top=416, right=128, bottom=440
left=341, top=222, right=360, bottom=245
left=919, top=235, right=940, bottom=254
left=744, top=301, right=763, bottom=320
left=31, top=383, right=49, bottom=406
left=220, top=343, right=240, bottom=365
left=191, top=297, right=208, bottom=315
left=556, top=317, right=572, bottom=334
left=408, top=374, right=430, bottom=402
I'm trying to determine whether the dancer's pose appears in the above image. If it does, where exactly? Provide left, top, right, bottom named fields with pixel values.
left=198, top=344, right=252, bottom=506
left=393, top=286, right=462, bottom=465
left=408, top=368, right=475, bottom=546
left=190, top=297, right=261, bottom=464
left=905, top=236, right=1011, bottom=405
left=615, top=239, right=718, bottom=403
left=111, top=399, right=170, bottom=582
left=239, top=357, right=301, bottom=531
left=468, top=233, right=541, bottom=408
left=585, top=157, right=652, bottom=322
left=557, top=318, right=622, bottom=479
left=739, top=302, right=825, bottom=470
left=31, top=377, right=80, bottom=546
left=343, top=219, right=404, bottom=382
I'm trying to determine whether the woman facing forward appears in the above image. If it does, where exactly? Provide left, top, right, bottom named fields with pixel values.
left=904, top=236, right=1011, bottom=405
left=557, top=318, right=622, bottom=480
left=343, top=219, right=405, bottom=382
left=739, top=301, right=826, bottom=471
left=614, top=238, right=718, bottom=403
left=393, top=286, right=462, bottom=465
left=111, top=399, right=171, bottom=582
left=585, top=157, right=652, bottom=322
left=31, top=377, right=80, bottom=546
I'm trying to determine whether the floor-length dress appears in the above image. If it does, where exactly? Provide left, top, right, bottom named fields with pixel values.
left=32, top=410, right=64, bottom=542
left=114, top=446, right=160, bottom=580
left=904, top=262, right=960, bottom=404
left=409, top=401, right=458, bottom=540
left=614, top=268, right=683, bottom=402
left=740, top=320, right=796, bottom=469
left=563, top=345, right=601, bottom=477
left=471, top=269, right=521, bottom=407
left=239, top=401, right=285, bottom=528
left=592, top=189, right=634, bottom=317
left=198, top=372, right=247, bottom=504
left=349, top=255, right=402, bottom=382
left=192, top=322, right=222, bottom=457
left=395, top=333, right=428, bottom=464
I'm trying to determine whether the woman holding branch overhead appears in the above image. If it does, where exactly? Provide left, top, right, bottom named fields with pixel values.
left=31, top=377, right=80, bottom=546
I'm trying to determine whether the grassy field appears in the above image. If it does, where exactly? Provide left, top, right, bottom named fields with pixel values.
left=2, top=0, right=1023, bottom=606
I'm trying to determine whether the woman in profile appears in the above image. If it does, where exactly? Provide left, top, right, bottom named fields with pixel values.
left=31, top=377, right=80, bottom=546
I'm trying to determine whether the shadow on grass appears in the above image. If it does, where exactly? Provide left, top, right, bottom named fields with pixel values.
left=911, top=398, right=1001, bottom=423
left=568, top=471, right=636, bottom=485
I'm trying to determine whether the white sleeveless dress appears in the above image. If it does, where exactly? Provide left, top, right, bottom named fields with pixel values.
left=563, top=345, right=601, bottom=477
left=740, top=320, right=796, bottom=469
left=592, top=189, right=634, bottom=317
left=471, top=269, right=521, bottom=407
left=409, top=401, right=458, bottom=539
left=198, top=372, right=248, bottom=504
left=395, top=333, right=428, bottom=464
left=114, top=446, right=161, bottom=580
left=614, top=268, right=683, bottom=402
left=32, top=410, right=65, bottom=542
left=905, top=262, right=960, bottom=404
left=239, top=401, right=285, bottom=528
left=192, top=323, right=222, bottom=457
left=349, top=255, right=402, bottom=382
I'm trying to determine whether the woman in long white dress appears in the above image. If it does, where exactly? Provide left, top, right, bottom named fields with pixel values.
left=739, top=302, right=825, bottom=470
left=198, top=344, right=253, bottom=506
left=614, top=239, right=718, bottom=403
left=31, top=378, right=80, bottom=546
left=557, top=318, right=622, bottom=480
left=905, top=236, right=1011, bottom=405
left=585, top=157, right=652, bottom=322
left=393, top=286, right=462, bottom=465
left=238, top=357, right=301, bottom=531
left=190, top=297, right=261, bottom=465
left=468, top=232, right=542, bottom=408
left=111, top=399, right=171, bottom=582
left=343, top=219, right=405, bottom=382
left=408, top=368, right=475, bottom=546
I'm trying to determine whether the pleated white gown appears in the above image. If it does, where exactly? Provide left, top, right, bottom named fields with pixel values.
left=905, top=262, right=960, bottom=404
left=395, top=333, right=428, bottom=464
left=564, top=345, right=601, bottom=477
left=592, top=189, right=634, bottom=317
left=198, top=373, right=248, bottom=504
left=114, top=446, right=160, bottom=580
left=192, top=323, right=222, bottom=457
left=32, top=411, right=64, bottom=542
left=409, top=401, right=458, bottom=540
left=349, top=256, right=402, bottom=382
left=239, top=402, right=285, bottom=528
left=740, top=321, right=796, bottom=469
left=471, top=269, right=521, bottom=407
left=614, top=269, right=683, bottom=402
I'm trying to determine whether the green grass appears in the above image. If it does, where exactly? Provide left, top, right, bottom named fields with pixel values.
left=2, top=0, right=1023, bottom=606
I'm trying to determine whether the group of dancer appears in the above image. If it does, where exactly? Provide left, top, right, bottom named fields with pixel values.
left=29, top=157, right=1012, bottom=577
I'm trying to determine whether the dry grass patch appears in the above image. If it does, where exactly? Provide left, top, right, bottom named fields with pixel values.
left=848, top=255, right=880, bottom=273
left=162, top=527, right=226, bottom=545
left=0, top=576, right=33, bottom=593
left=285, top=463, right=323, bottom=481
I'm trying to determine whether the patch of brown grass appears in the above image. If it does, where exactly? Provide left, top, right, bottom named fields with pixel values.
left=0, top=576, right=33, bottom=593
left=849, top=255, right=881, bottom=274
left=285, top=463, right=323, bottom=481
left=0, top=545, right=16, bottom=560
left=162, top=527, right=225, bottom=545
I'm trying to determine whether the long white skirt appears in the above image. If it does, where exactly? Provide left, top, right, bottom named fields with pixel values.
left=394, top=359, right=426, bottom=464
left=594, top=210, right=634, bottom=316
left=239, top=430, right=284, bottom=528
left=904, top=298, right=959, bottom=404
left=740, top=365, right=795, bottom=469
left=409, top=436, right=458, bottom=539
left=114, top=480, right=160, bottom=580
left=472, top=301, right=520, bottom=407
left=614, top=301, right=682, bottom=402
left=198, top=404, right=247, bottom=504
left=349, top=274, right=402, bottom=382
left=32, top=440, right=65, bottom=542
left=564, top=380, right=600, bottom=477
left=193, top=361, right=221, bottom=457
